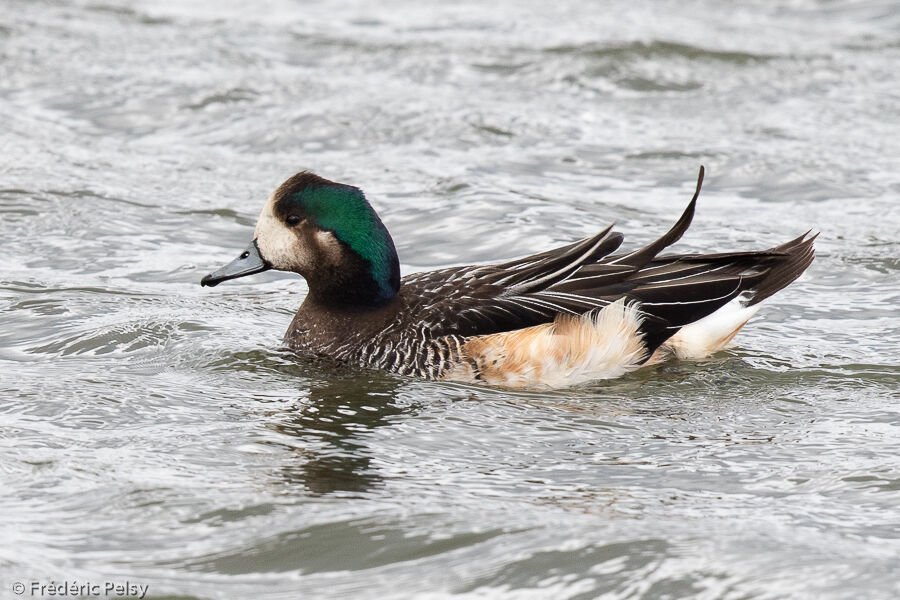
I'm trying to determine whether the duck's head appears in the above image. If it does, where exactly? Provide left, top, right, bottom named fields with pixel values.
left=201, top=172, right=401, bottom=306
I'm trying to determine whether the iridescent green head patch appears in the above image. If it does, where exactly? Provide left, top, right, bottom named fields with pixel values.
left=272, top=172, right=400, bottom=300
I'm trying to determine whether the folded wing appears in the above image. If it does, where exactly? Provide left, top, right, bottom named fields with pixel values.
left=401, top=166, right=815, bottom=355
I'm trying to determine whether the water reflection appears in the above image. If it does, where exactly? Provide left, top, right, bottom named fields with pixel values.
left=269, top=370, right=407, bottom=495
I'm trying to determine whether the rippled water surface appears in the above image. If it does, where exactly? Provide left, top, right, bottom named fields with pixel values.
left=2, top=1, right=899, bottom=598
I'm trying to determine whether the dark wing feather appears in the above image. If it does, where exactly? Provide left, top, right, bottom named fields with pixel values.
left=399, top=166, right=815, bottom=354
left=480, top=224, right=624, bottom=290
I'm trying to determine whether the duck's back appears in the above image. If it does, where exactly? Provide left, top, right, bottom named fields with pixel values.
left=285, top=219, right=814, bottom=387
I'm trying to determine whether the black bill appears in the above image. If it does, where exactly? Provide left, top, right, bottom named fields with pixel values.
left=200, top=239, right=271, bottom=287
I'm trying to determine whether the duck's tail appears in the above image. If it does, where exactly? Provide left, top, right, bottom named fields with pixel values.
left=629, top=230, right=817, bottom=356
left=438, top=166, right=817, bottom=389
left=440, top=232, right=817, bottom=389
left=744, top=231, right=818, bottom=306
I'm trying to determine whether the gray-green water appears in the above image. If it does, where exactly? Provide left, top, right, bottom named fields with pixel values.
left=2, top=1, right=899, bottom=598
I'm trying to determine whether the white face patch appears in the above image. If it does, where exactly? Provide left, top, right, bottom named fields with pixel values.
left=254, top=194, right=309, bottom=272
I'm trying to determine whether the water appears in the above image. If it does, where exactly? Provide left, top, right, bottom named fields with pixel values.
left=2, top=1, right=899, bottom=598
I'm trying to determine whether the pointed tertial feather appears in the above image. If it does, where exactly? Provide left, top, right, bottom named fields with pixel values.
left=481, top=224, right=623, bottom=291
left=539, top=166, right=706, bottom=296
left=480, top=170, right=705, bottom=319
left=608, top=166, right=703, bottom=268
left=407, top=167, right=709, bottom=340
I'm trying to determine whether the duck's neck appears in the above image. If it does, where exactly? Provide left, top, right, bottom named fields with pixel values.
left=304, top=237, right=401, bottom=309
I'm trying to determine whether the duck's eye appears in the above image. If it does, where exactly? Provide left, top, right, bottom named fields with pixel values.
left=286, top=215, right=302, bottom=226
left=240, top=251, right=250, bottom=259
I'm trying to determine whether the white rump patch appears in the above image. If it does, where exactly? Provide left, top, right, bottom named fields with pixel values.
left=663, top=298, right=760, bottom=360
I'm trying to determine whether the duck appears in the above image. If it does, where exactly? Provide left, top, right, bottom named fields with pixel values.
left=200, top=167, right=815, bottom=389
